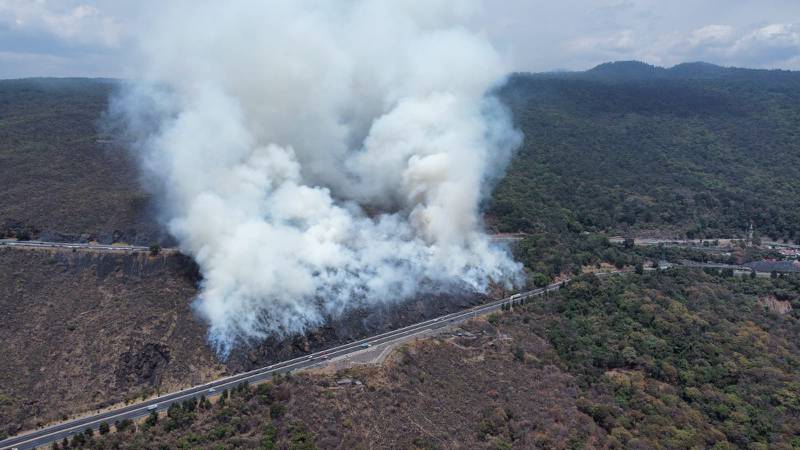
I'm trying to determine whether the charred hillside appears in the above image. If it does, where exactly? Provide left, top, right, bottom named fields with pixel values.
left=0, top=246, right=495, bottom=437
left=0, top=247, right=221, bottom=436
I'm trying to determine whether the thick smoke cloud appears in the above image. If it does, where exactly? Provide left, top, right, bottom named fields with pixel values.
left=114, top=0, right=523, bottom=357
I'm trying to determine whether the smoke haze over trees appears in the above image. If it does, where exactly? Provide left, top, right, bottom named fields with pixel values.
left=110, top=0, right=523, bottom=356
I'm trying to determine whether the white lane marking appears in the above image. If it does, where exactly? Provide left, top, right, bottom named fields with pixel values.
left=3, top=279, right=576, bottom=449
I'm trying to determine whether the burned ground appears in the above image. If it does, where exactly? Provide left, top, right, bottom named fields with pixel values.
left=90, top=319, right=609, bottom=450
left=0, top=247, right=496, bottom=440
left=0, top=247, right=222, bottom=437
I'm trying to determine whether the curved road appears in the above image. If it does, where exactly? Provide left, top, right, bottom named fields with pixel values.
left=0, top=280, right=569, bottom=450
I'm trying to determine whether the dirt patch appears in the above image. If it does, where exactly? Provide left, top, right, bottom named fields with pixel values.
left=758, top=295, right=793, bottom=314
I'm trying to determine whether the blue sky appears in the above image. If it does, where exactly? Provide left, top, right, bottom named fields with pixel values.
left=0, top=0, right=798, bottom=79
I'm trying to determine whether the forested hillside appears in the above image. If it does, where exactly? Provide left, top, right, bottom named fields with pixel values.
left=3, top=64, right=800, bottom=450
left=535, top=270, right=800, bottom=448
left=491, top=62, right=800, bottom=242
left=3, top=64, right=798, bottom=247
left=0, top=78, right=161, bottom=244
left=83, top=270, right=800, bottom=449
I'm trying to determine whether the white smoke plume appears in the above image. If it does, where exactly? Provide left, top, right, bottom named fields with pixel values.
left=114, top=0, right=523, bottom=357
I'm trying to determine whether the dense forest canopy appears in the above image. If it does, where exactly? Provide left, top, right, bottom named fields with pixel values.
left=491, top=61, right=800, bottom=242
left=528, top=270, right=800, bottom=449
left=2, top=64, right=800, bottom=449
left=3, top=64, right=799, bottom=245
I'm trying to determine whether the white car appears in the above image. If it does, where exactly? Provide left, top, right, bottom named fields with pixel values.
left=147, top=404, right=158, bottom=411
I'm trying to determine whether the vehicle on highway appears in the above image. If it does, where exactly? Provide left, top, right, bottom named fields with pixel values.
left=0, top=277, right=582, bottom=450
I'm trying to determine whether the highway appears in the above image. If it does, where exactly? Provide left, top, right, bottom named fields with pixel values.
left=0, top=239, right=150, bottom=252
left=608, top=236, right=740, bottom=248
left=1, top=234, right=520, bottom=254
left=0, top=280, right=569, bottom=450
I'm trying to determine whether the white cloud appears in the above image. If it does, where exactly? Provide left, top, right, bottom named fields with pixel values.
left=728, top=23, right=800, bottom=66
left=0, top=0, right=123, bottom=47
left=566, top=29, right=636, bottom=53
left=1, top=1, right=799, bottom=78
left=551, top=20, right=800, bottom=70
left=688, top=25, right=734, bottom=47
left=479, top=0, right=800, bottom=71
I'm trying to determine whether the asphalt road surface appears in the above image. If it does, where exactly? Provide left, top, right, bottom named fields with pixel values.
left=0, top=280, right=568, bottom=450
left=0, top=239, right=150, bottom=252
left=1, top=234, right=519, bottom=254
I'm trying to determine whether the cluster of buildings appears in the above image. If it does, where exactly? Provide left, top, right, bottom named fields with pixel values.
left=775, top=247, right=800, bottom=260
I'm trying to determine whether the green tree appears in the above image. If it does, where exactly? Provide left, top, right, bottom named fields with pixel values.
left=622, top=346, right=638, bottom=365
left=182, top=397, right=196, bottom=412
left=288, top=422, right=317, bottom=450
left=98, top=421, right=110, bottom=435
left=532, top=272, right=550, bottom=287
left=70, top=433, right=85, bottom=448
left=145, top=410, right=158, bottom=426
left=257, top=383, right=275, bottom=404
left=270, top=403, right=285, bottom=419
left=261, top=422, right=278, bottom=450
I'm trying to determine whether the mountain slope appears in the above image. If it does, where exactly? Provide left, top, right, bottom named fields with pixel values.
left=0, top=78, right=162, bottom=244
left=491, top=62, right=800, bottom=242
left=85, top=270, right=800, bottom=449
